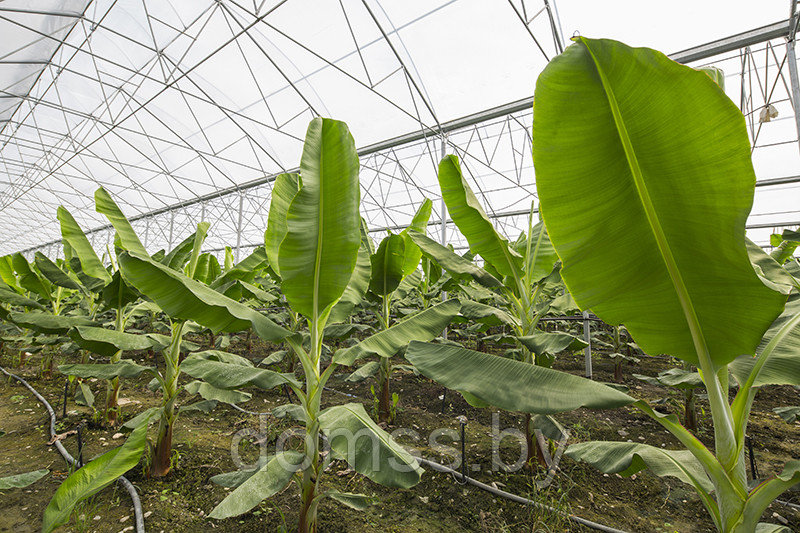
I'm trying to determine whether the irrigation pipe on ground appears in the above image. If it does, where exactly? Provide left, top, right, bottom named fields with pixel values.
left=230, top=384, right=631, bottom=533
left=0, top=365, right=145, bottom=533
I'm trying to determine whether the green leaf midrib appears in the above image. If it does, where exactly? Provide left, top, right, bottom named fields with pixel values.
left=578, top=38, right=711, bottom=365
left=313, top=145, right=324, bottom=325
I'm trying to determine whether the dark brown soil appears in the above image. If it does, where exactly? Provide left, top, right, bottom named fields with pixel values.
left=1, top=332, right=798, bottom=533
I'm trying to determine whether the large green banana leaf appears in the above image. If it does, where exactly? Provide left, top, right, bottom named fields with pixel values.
left=533, top=37, right=785, bottom=366
left=746, top=239, right=796, bottom=295
left=406, top=341, right=634, bottom=414
left=42, top=415, right=151, bottom=533
left=438, top=155, right=522, bottom=281
left=0, top=286, right=45, bottom=310
left=58, top=360, right=154, bottom=380
left=209, top=451, right=305, bottom=519
left=34, top=253, right=81, bottom=291
left=406, top=229, right=502, bottom=289
left=328, top=243, right=371, bottom=324
left=399, top=198, right=432, bottom=277
left=0, top=469, right=49, bottom=489
left=729, top=295, right=800, bottom=387
left=459, top=300, right=518, bottom=327
left=369, top=234, right=405, bottom=296
left=57, top=206, right=111, bottom=283
left=333, top=299, right=460, bottom=365
left=181, top=357, right=300, bottom=390
left=184, top=380, right=251, bottom=404
left=99, top=271, right=139, bottom=310
left=524, top=221, right=559, bottom=284
left=566, top=440, right=713, bottom=492
left=8, top=311, right=95, bottom=334
left=12, top=253, right=50, bottom=299
left=517, top=331, right=588, bottom=358
left=265, top=173, right=301, bottom=279
left=118, top=251, right=289, bottom=342
left=279, top=118, right=361, bottom=321
left=69, top=326, right=158, bottom=357
left=319, top=403, right=422, bottom=488
left=194, top=253, right=222, bottom=285
left=0, top=254, right=22, bottom=291
left=94, top=187, right=147, bottom=255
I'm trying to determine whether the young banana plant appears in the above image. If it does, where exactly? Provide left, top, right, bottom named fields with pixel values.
left=409, top=37, right=800, bottom=532
left=2, top=252, right=97, bottom=376
left=205, top=118, right=455, bottom=532
left=405, top=160, right=584, bottom=467
left=344, top=199, right=433, bottom=424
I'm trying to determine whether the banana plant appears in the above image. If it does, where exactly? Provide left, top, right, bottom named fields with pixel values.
left=406, top=162, right=586, bottom=466
left=204, top=118, right=451, bottom=532
left=2, top=253, right=97, bottom=376
left=407, top=37, right=800, bottom=533
left=531, top=37, right=797, bottom=532
left=343, top=199, right=434, bottom=424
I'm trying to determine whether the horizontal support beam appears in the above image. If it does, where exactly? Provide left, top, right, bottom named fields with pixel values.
left=670, top=20, right=792, bottom=64
left=10, top=19, right=795, bottom=256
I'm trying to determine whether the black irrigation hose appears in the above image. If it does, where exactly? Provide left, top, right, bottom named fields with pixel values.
left=416, top=457, right=630, bottom=533
left=292, top=385, right=631, bottom=533
left=0, top=366, right=145, bottom=533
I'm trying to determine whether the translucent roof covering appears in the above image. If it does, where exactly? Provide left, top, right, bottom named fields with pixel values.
left=0, top=0, right=798, bottom=257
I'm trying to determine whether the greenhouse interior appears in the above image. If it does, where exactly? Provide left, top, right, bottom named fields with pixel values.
left=1, top=1, right=800, bottom=532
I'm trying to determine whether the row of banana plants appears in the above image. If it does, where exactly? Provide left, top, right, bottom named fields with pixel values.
left=1, top=36, right=797, bottom=533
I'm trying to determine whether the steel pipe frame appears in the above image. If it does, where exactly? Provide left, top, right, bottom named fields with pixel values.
left=8, top=12, right=800, bottom=257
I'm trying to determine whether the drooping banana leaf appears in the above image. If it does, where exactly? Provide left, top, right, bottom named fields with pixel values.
left=69, top=326, right=158, bottom=357
left=34, top=253, right=81, bottom=291
left=42, top=414, right=152, bottom=533
left=459, top=300, right=518, bottom=328
left=566, top=440, right=713, bottom=492
left=118, top=251, right=289, bottom=342
left=319, top=402, right=422, bottom=488
left=181, top=357, right=300, bottom=390
left=209, top=451, right=305, bottom=519
left=12, top=253, right=51, bottom=300
left=0, top=469, right=49, bottom=489
left=517, top=331, right=588, bottom=359
left=8, top=311, right=95, bottom=334
left=406, top=341, right=635, bottom=414
left=184, top=380, right=251, bottom=404
left=0, top=286, right=45, bottom=310
left=333, top=299, right=460, bottom=365
left=406, top=229, right=502, bottom=289
left=279, top=118, right=361, bottom=321
left=533, top=36, right=785, bottom=366
left=746, top=239, right=796, bottom=295
left=58, top=360, right=154, bottom=380
left=729, top=294, right=800, bottom=388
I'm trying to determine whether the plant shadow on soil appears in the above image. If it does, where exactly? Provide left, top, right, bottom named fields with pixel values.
left=1, top=331, right=798, bottom=532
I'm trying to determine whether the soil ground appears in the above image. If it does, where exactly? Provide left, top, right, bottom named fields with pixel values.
left=1, top=331, right=798, bottom=533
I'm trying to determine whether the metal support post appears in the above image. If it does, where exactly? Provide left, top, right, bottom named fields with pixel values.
left=235, top=192, right=244, bottom=263
left=786, top=15, right=800, bottom=155
left=143, top=216, right=150, bottom=250
left=583, top=310, right=592, bottom=379
left=168, top=210, right=175, bottom=250
left=439, top=136, right=448, bottom=341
